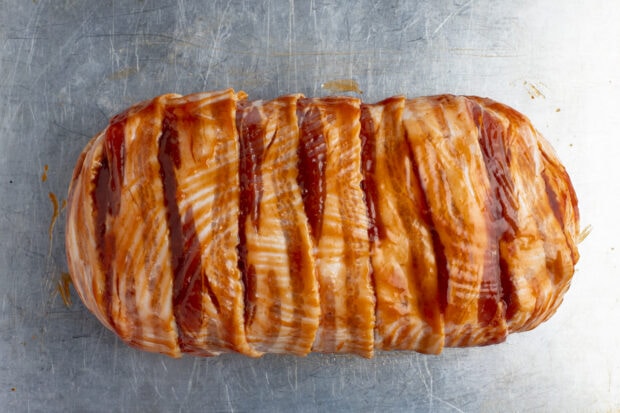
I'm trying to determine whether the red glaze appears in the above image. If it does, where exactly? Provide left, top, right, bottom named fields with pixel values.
left=296, top=100, right=327, bottom=241
left=158, top=110, right=208, bottom=351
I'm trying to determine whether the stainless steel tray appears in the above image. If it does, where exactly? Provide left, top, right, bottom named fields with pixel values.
left=1, top=1, right=619, bottom=411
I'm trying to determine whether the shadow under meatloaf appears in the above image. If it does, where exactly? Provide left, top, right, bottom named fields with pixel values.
left=65, top=89, right=579, bottom=358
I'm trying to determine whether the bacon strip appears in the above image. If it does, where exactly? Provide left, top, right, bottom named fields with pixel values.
left=67, top=96, right=182, bottom=355
left=164, top=90, right=256, bottom=356
left=361, top=97, right=444, bottom=354
left=298, top=97, right=375, bottom=357
left=237, top=95, right=320, bottom=355
left=115, top=98, right=177, bottom=353
left=467, top=97, right=579, bottom=332
left=403, top=95, right=508, bottom=347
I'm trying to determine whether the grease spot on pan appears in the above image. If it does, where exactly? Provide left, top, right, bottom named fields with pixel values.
left=321, top=79, right=363, bottom=95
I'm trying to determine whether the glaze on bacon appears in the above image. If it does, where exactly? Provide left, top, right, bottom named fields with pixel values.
left=65, top=90, right=580, bottom=357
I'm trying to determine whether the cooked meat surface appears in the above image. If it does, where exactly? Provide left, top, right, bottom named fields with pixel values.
left=66, top=90, right=579, bottom=357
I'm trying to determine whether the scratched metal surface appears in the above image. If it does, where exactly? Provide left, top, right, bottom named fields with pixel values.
left=1, top=0, right=619, bottom=411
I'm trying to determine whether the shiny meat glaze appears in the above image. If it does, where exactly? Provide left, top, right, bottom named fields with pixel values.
left=65, top=90, right=580, bottom=357
left=361, top=96, right=444, bottom=353
left=158, top=91, right=255, bottom=356
left=403, top=96, right=508, bottom=347
left=297, top=97, right=375, bottom=357
left=236, top=95, right=320, bottom=355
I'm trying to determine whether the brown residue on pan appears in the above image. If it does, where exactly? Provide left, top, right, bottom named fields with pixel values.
left=577, top=224, right=592, bottom=244
left=41, top=164, right=48, bottom=182
left=48, top=192, right=59, bottom=241
left=523, top=81, right=545, bottom=100
left=107, top=67, right=138, bottom=81
left=57, top=272, right=73, bottom=307
left=321, top=79, right=363, bottom=95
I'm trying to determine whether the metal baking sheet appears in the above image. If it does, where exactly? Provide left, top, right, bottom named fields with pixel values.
left=1, top=0, right=619, bottom=411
